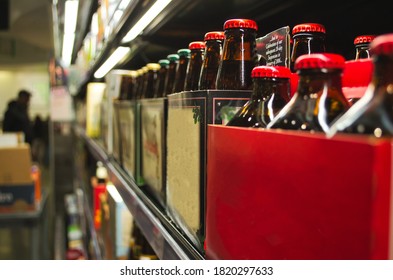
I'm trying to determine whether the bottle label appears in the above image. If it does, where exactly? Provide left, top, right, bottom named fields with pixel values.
left=117, top=101, right=136, bottom=176
left=140, top=99, right=165, bottom=198
left=256, top=26, right=291, bottom=67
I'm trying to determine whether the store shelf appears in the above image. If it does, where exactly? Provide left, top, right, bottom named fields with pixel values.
left=74, top=125, right=204, bottom=260
left=72, top=0, right=393, bottom=85
left=0, top=192, right=49, bottom=259
left=74, top=0, right=196, bottom=97
left=70, top=0, right=393, bottom=261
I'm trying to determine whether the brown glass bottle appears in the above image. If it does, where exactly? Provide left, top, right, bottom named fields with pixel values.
left=328, top=34, right=393, bottom=138
left=154, top=59, right=169, bottom=98
left=215, top=19, right=258, bottom=90
left=184, top=41, right=205, bottom=91
left=115, top=70, right=138, bottom=100
left=354, top=35, right=375, bottom=60
left=173, top=48, right=191, bottom=93
left=290, top=23, right=326, bottom=72
left=140, top=66, right=149, bottom=99
left=135, top=68, right=144, bottom=99
left=267, top=53, right=350, bottom=133
left=198, top=31, right=225, bottom=90
left=144, top=63, right=161, bottom=98
left=124, top=71, right=138, bottom=100
left=164, top=54, right=179, bottom=96
left=226, top=66, right=291, bottom=128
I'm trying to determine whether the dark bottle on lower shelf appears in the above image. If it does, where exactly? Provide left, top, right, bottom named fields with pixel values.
left=226, top=66, right=291, bottom=128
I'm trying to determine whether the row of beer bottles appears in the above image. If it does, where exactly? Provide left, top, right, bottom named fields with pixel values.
left=116, top=20, right=375, bottom=101
left=227, top=33, right=393, bottom=139
left=115, top=18, right=257, bottom=101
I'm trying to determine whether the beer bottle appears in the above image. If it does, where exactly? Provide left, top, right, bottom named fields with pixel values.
left=154, top=59, right=169, bottom=98
left=124, top=71, right=138, bottom=100
left=173, top=48, right=191, bottom=93
left=140, top=65, right=149, bottom=99
left=198, top=31, right=225, bottom=90
left=354, top=35, right=375, bottom=60
left=135, top=68, right=144, bottom=99
left=290, top=23, right=326, bottom=72
left=226, top=66, right=291, bottom=128
left=144, top=63, right=161, bottom=98
left=184, top=41, right=205, bottom=91
left=215, top=19, right=258, bottom=90
left=267, top=53, right=350, bottom=133
left=116, top=70, right=138, bottom=100
left=164, top=54, right=179, bottom=96
left=328, top=34, right=393, bottom=138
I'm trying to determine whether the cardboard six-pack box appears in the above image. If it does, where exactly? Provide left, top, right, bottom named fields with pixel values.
left=206, top=126, right=393, bottom=260
left=113, top=100, right=145, bottom=185
left=140, top=97, right=167, bottom=207
left=166, top=89, right=251, bottom=252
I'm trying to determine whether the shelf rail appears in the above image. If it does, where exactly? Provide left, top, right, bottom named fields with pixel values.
left=74, top=125, right=204, bottom=260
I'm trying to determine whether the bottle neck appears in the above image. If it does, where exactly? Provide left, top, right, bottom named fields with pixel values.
left=199, top=40, right=222, bottom=90
left=164, top=61, right=178, bottom=95
left=221, top=28, right=257, bottom=62
left=252, top=78, right=290, bottom=101
left=355, top=43, right=371, bottom=60
left=296, top=68, right=343, bottom=97
left=204, top=40, right=222, bottom=66
left=190, top=49, right=204, bottom=61
left=291, top=33, right=326, bottom=71
left=174, top=56, right=189, bottom=92
left=372, top=54, right=393, bottom=90
left=185, top=49, right=204, bottom=91
left=216, top=28, right=257, bottom=90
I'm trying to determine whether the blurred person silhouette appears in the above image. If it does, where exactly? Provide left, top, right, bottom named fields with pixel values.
left=2, top=89, right=34, bottom=145
left=32, top=114, right=49, bottom=164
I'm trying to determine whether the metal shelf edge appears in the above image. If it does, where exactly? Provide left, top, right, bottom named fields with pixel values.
left=74, top=125, right=203, bottom=260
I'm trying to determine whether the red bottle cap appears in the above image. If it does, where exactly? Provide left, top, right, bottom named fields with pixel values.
left=292, top=23, right=326, bottom=34
left=370, top=33, right=393, bottom=55
left=189, top=41, right=206, bottom=50
left=204, top=31, right=225, bottom=41
left=223, top=19, right=258, bottom=31
left=252, top=66, right=292, bottom=78
left=295, top=53, right=345, bottom=70
left=354, top=35, right=376, bottom=45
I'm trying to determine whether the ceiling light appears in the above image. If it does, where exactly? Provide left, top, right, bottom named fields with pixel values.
left=62, top=0, right=79, bottom=67
left=62, top=33, right=75, bottom=66
left=64, top=0, right=79, bottom=34
left=94, top=47, right=131, bottom=78
left=121, top=0, right=172, bottom=43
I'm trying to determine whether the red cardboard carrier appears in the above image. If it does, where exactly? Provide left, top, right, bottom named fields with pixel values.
left=206, top=125, right=392, bottom=260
